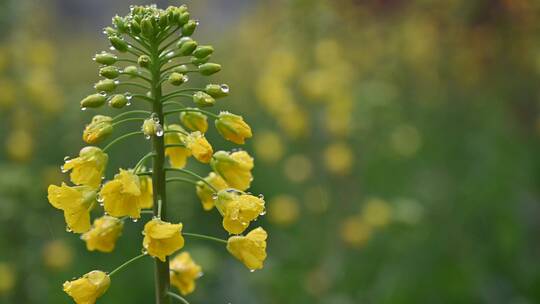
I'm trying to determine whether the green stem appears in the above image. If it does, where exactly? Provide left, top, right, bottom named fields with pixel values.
left=161, top=62, right=192, bottom=74
left=120, top=72, right=152, bottom=83
left=166, top=177, right=199, bottom=186
left=111, top=117, right=146, bottom=128
left=119, top=82, right=151, bottom=91
left=102, top=131, right=144, bottom=152
left=117, top=58, right=138, bottom=64
left=183, top=232, right=227, bottom=244
left=164, top=168, right=218, bottom=192
left=162, top=88, right=200, bottom=99
left=164, top=108, right=219, bottom=119
left=109, top=253, right=148, bottom=277
left=113, top=110, right=152, bottom=121
left=134, top=152, right=156, bottom=173
left=132, top=94, right=155, bottom=103
left=167, top=292, right=190, bottom=304
left=149, top=35, right=171, bottom=304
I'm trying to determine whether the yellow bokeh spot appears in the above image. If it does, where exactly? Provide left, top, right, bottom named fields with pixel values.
left=324, top=142, right=354, bottom=176
left=253, top=130, right=284, bottom=163
left=389, top=124, right=422, bottom=157
left=268, top=195, right=300, bottom=226
left=283, top=154, right=312, bottom=183
left=340, top=216, right=372, bottom=248
left=6, top=129, right=33, bottom=163
left=362, top=197, right=392, bottom=228
left=0, top=263, right=15, bottom=295
left=42, top=240, right=74, bottom=270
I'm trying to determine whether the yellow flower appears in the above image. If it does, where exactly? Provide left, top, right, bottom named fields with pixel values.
left=62, top=147, right=108, bottom=189
left=63, top=270, right=110, bottom=304
left=362, top=197, right=392, bottom=228
left=47, top=183, right=96, bottom=233
left=215, top=111, right=252, bottom=144
left=253, top=130, right=284, bottom=163
left=185, top=131, right=213, bottom=163
left=170, top=252, right=202, bottom=296
left=227, top=227, right=267, bottom=271
left=100, top=169, right=147, bottom=219
left=340, top=216, right=372, bottom=248
left=6, top=128, right=33, bottom=162
left=139, top=175, right=154, bottom=209
left=164, top=124, right=191, bottom=168
left=81, top=216, right=124, bottom=253
left=83, top=115, right=113, bottom=144
left=143, top=219, right=184, bottom=262
left=211, top=150, right=254, bottom=191
left=215, top=190, right=265, bottom=234
left=180, top=110, right=208, bottom=133
left=142, top=117, right=161, bottom=137
left=195, top=172, right=228, bottom=211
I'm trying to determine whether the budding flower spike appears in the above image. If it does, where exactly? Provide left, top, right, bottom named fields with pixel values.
left=46, top=4, right=268, bottom=304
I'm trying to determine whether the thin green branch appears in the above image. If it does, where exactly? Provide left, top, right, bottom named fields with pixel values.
left=161, top=93, right=193, bottom=102
left=166, top=177, right=198, bottom=186
left=183, top=232, right=227, bottom=244
left=120, top=72, right=152, bottom=84
left=132, top=94, right=155, bottom=103
left=168, top=291, right=190, bottom=304
left=134, top=152, right=156, bottom=173
left=165, top=168, right=217, bottom=192
left=103, top=131, right=144, bottom=152
left=111, top=117, right=146, bottom=128
left=117, top=58, right=138, bottom=64
left=164, top=129, right=189, bottom=136
left=109, top=253, right=148, bottom=277
left=164, top=108, right=219, bottom=119
left=161, top=62, right=191, bottom=74
left=157, top=25, right=180, bottom=44
left=118, top=82, right=151, bottom=91
left=113, top=110, right=152, bottom=121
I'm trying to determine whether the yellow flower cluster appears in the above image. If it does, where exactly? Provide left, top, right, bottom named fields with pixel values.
left=46, top=5, right=268, bottom=303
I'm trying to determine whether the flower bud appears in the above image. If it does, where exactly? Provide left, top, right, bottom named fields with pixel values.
left=81, top=94, right=106, bottom=108
left=178, top=12, right=190, bottom=25
left=193, top=91, right=215, bottom=107
left=191, top=56, right=210, bottom=65
left=130, top=20, right=142, bottom=35
left=103, top=27, right=117, bottom=37
left=142, top=118, right=161, bottom=137
left=94, top=79, right=117, bottom=93
left=123, top=65, right=139, bottom=76
left=141, top=18, right=155, bottom=38
left=99, top=66, right=119, bottom=79
left=138, top=55, right=151, bottom=68
left=158, top=13, right=169, bottom=28
left=177, top=37, right=197, bottom=56
left=182, top=20, right=198, bottom=36
left=168, top=72, right=188, bottom=86
left=199, top=63, right=221, bottom=76
left=192, top=45, right=214, bottom=59
left=180, top=109, right=208, bottom=133
left=215, top=112, right=252, bottom=144
left=94, top=52, right=117, bottom=65
left=109, top=94, right=128, bottom=108
left=205, top=84, right=229, bottom=98
left=83, top=115, right=113, bottom=144
left=112, top=15, right=129, bottom=33
left=172, top=65, right=189, bottom=73
left=109, top=36, right=128, bottom=52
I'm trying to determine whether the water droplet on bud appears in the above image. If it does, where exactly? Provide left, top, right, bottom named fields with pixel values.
left=220, top=84, right=229, bottom=93
left=81, top=107, right=87, bottom=111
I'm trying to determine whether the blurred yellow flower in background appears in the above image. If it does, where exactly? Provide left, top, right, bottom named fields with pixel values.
left=340, top=216, right=372, bottom=248
left=42, top=240, right=74, bottom=271
left=362, top=197, right=392, bottom=228
left=323, top=142, right=354, bottom=176
left=170, top=252, right=202, bottom=296
left=82, top=216, right=124, bottom=253
left=0, top=263, right=15, bottom=295
left=268, top=195, right=300, bottom=226
left=283, top=154, right=312, bottom=183
left=253, top=130, right=284, bottom=163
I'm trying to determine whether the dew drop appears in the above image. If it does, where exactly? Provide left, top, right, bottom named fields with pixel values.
left=99, top=91, right=107, bottom=96
left=97, top=194, right=104, bottom=203
left=260, top=210, right=266, bottom=216
left=195, top=20, right=200, bottom=26
left=250, top=269, right=256, bottom=273
left=132, top=218, right=138, bottom=223
left=63, top=156, right=70, bottom=161
left=220, top=84, right=230, bottom=93
left=127, top=45, right=133, bottom=49
left=167, top=51, right=174, bottom=57
left=258, top=194, right=265, bottom=200
left=66, top=226, right=73, bottom=233
left=156, top=127, right=164, bottom=137
left=125, top=92, right=133, bottom=100
left=182, top=75, right=189, bottom=83
left=114, top=80, right=120, bottom=85
left=141, top=248, right=148, bottom=255
left=60, top=166, right=68, bottom=173
left=109, top=46, right=115, bottom=51
left=81, top=107, right=87, bottom=111
left=145, top=135, right=151, bottom=140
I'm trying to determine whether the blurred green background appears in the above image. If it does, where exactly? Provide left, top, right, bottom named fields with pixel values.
left=0, top=0, right=539, bottom=303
